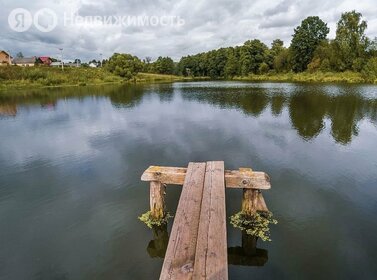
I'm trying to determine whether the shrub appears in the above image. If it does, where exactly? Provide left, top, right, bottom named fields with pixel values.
left=138, top=211, right=173, bottom=229
left=230, top=210, right=278, bottom=241
left=259, top=62, right=269, bottom=74
left=362, top=57, right=377, bottom=82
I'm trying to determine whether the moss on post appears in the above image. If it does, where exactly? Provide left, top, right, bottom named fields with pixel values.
left=231, top=189, right=277, bottom=241
left=139, top=181, right=172, bottom=228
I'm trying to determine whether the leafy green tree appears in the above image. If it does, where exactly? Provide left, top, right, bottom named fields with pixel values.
left=270, top=39, right=285, bottom=57
left=153, top=56, right=175, bottom=74
left=106, top=53, right=143, bottom=79
left=259, top=62, right=269, bottom=74
left=243, top=40, right=269, bottom=74
left=335, top=10, right=369, bottom=71
left=291, top=16, right=329, bottom=72
left=224, top=48, right=238, bottom=78
left=274, top=49, right=291, bottom=73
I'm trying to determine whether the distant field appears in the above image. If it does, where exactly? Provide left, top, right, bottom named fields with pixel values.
left=0, top=66, right=123, bottom=90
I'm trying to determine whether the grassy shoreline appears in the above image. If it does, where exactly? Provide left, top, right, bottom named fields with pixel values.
left=232, top=71, right=376, bottom=84
left=1, top=67, right=376, bottom=95
left=0, top=67, right=200, bottom=93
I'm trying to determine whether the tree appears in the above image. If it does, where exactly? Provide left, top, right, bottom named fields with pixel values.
left=274, top=49, right=291, bottom=72
left=16, top=52, right=24, bottom=58
left=153, top=56, right=175, bottom=74
left=270, top=39, right=285, bottom=57
left=291, top=16, right=329, bottom=72
left=224, top=48, right=238, bottom=77
left=335, top=10, right=369, bottom=71
left=106, top=53, right=143, bottom=79
left=244, top=40, right=268, bottom=74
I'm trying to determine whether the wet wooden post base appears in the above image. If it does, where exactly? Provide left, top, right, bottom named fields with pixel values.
left=239, top=167, right=271, bottom=257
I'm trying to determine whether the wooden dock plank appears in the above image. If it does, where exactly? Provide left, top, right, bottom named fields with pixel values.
left=193, top=161, right=228, bottom=279
left=141, top=166, right=270, bottom=189
left=160, top=162, right=206, bottom=280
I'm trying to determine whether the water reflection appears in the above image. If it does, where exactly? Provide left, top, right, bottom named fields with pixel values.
left=147, top=225, right=169, bottom=258
left=228, top=233, right=268, bottom=267
left=1, top=83, right=377, bottom=145
left=178, top=83, right=377, bottom=145
left=146, top=226, right=269, bottom=267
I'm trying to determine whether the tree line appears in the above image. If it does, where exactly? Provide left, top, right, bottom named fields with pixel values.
left=105, top=11, right=377, bottom=81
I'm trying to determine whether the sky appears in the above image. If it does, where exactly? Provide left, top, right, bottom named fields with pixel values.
left=1, top=0, right=377, bottom=62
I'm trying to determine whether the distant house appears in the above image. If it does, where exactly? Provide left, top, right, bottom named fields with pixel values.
left=13, top=57, right=36, bottom=67
left=65, top=62, right=81, bottom=67
left=89, top=62, right=97, bottom=68
left=50, top=62, right=62, bottom=67
left=0, top=50, right=11, bottom=66
left=38, top=56, right=52, bottom=66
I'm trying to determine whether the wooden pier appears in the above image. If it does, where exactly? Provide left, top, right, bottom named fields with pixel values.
left=141, top=161, right=271, bottom=280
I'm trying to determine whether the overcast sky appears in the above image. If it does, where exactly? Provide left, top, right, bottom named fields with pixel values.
left=1, top=0, right=377, bottom=62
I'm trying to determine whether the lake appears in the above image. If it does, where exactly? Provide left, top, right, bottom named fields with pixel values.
left=0, top=81, right=377, bottom=280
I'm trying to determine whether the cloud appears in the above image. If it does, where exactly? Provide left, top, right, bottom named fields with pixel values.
left=1, top=0, right=377, bottom=61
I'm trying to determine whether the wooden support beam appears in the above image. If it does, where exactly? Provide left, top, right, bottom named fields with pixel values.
left=193, top=161, right=228, bottom=279
left=150, top=181, right=166, bottom=220
left=141, top=166, right=270, bottom=189
left=160, top=162, right=206, bottom=280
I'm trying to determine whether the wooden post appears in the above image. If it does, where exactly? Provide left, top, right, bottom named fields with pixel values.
left=239, top=168, right=259, bottom=217
left=150, top=181, right=166, bottom=220
left=241, top=189, right=259, bottom=216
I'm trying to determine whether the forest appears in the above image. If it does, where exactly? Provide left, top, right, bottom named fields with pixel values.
left=105, top=10, right=377, bottom=82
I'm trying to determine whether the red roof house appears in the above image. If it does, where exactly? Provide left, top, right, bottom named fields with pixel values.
left=38, top=56, right=52, bottom=66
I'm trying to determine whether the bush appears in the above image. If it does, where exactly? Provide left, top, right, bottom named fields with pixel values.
left=138, top=211, right=173, bottom=228
left=307, top=58, right=321, bottom=73
left=106, top=53, right=143, bottom=79
left=362, top=57, right=377, bottom=82
left=230, top=210, right=278, bottom=241
left=352, top=58, right=366, bottom=72
left=259, top=62, right=269, bottom=74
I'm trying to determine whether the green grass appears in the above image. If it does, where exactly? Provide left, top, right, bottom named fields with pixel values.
left=0, top=68, right=201, bottom=93
left=2, top=66, right=375, bottom=95
left=233, top=71, right=375, bottom=84
left=0, top=66, right=123, bottom=91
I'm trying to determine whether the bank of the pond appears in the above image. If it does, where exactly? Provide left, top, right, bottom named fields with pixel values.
left=0, top=67, right=195, bottom=93
left=1, top=67, right=376, bottom=95
left=233, top=71, right=376, bottom=84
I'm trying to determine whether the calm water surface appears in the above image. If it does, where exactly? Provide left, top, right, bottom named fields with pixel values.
left=0, top=82, right=377, bottom=280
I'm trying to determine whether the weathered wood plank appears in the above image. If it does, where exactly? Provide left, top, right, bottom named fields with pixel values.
left=141, top=166, right=270, bottom=189
left=193, top=161, right=228, bottom=280
left=160, top=162, right=206, bottom=280
left=150, top=181, right=166, bottom=220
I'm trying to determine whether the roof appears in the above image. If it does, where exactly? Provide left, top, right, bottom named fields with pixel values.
left=39, top=56, right=51, bottom=62
left=13, top=57, right=36, bottom=64
left=0, top=50, right=10, bottom=56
